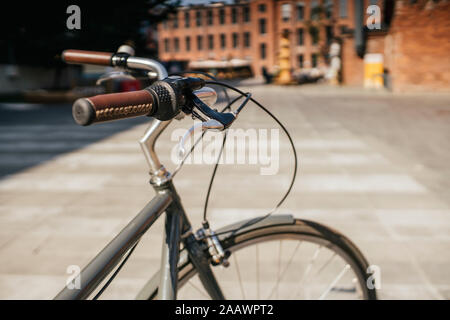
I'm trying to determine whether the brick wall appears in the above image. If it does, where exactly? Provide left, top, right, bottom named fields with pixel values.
left=158, top=0, right=356, bottom=77
left=385, top=0, right=450, bottom=92
left=158, top=2, right=272, bottom=77
left=341, top=36, right=364, bottom=86
left=274, top=0, right=355, bottom=71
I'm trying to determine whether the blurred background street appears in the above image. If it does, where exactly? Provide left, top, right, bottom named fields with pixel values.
left=0, top=82, right=449, bottom=299
left=1, top=0, right=449, bottom=300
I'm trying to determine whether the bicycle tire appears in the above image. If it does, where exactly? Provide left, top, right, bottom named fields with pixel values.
left=138, top=215, right=377, bottom=300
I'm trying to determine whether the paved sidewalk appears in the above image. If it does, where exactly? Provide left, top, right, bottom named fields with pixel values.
left=0, top=85, right=449, bottom=299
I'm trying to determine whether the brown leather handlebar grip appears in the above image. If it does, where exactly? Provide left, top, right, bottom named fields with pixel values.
left=62, top=49, right=113, bottom=66
left=72, top=90, right=155, bottom=126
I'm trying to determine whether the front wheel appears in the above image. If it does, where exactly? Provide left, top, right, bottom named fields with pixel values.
left=142, top=216, right=377, bottom=300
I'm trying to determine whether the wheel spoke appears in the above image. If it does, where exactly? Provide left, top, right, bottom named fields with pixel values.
left=256, top=244, right=260, bottom=300
left=293, top=245, right=322, bottom=299
left=314, top=252, right=336, bottom=277
left=267, top=240, right=302, bottom=299
left=291, top=251, right=337, bottom=299
left=276, top=240, right=282, bottom=299
left=318, top=264, right=351, bottom=300
left=233, top=251, right=246, bottom=299
left=172, top=227, right=372, bottom=301
left=301, top=246, right=322, bottom=283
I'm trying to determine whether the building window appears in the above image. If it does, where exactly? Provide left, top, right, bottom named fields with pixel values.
left=197, top=35, right=203, bottom=50
left=184, top=12, right=190, bottom=28
left=259, top=18, right=267, bottom=34
left=220, top=34, right=226, bottom=49
left=258, top=4, right=266, bottom=12
left=173, top=15, right=178, bottom=29
left=311, top=0, right=319, bottom=20
left=232, top=33, right=239, bottom=48
left=207, top=10, right=213, bottom=25
left=208, top=35, right=214, bottom=50
left=164, top=39, right=169, bottom=52
left=339, top=0, right=348, bottom=18
left=310, top=26, right=319, bottom=45
left=296, top=2, right=304, bottom=20
left=260, top=43, right=266, bottom=59
left=297, top=28, right=304, bottom=46
left=196, top=11, right=202, bottom=26
left=326, top=26, right=333, bottom=44
left=174, top=38, right=179, bottom=52
left=340, top=25, right=348, bottom=34
left=283, top=29, right=290, bottom=40
left=244, top=32, right=251, bottom=48
left=325, top=0, right=333, bottom=19
left=298, top=54, right=304, bottom=68
left=312, top=53, right=318, bottom=67
left=243, top=6, right=250, bottom=22
left=232, top=8, right=238, bottom=24
left=185, top=36, right=191, bottom=51
left=281, top=3, right=292, bottom=22
left=219, top=8, right=225, bottom=24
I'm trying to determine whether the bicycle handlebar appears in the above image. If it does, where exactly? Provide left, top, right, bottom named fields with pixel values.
left=62, top=49, right=168, bottom=79
left=64, top=49, right=236, bottom=127
left=73, top=77, right=207, bottom=126
left=62, top=50, right=114, bottom=66
left=72, top=89, right=155, bottom=126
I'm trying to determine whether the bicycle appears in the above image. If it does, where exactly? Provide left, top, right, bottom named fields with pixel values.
left=55, top=48, right=377, bottom=300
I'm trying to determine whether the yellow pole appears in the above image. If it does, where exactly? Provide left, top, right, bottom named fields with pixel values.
left=276, top=30, right=293, bottom=85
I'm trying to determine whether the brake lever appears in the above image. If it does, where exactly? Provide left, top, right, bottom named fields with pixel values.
left=177, top=119, right=224, bottom=159
left=187, top=92, right=236, bottom=129
left=177, top=90, right=252, bottom=161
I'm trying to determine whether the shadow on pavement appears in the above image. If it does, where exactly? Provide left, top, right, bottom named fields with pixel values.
left=0, top=102, right=149, bottom=179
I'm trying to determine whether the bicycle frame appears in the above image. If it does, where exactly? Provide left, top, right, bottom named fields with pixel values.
left=51, top=53, right=377, bottom=301
left=54, top=118, right=224, bottom=300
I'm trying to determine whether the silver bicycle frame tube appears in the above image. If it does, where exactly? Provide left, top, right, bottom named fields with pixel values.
left=54, top=192, right=172, bottom=300
left=55, top=59, right=224, bottom=300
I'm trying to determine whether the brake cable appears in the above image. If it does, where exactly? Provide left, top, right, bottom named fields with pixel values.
left=92, top=239, right=140, bottom=300
left=92, top=76, right=297, bottom=297
left=202, top=80, right=298, bottom=237
left=169, top=73, right=298, bottom=238
left=93, top=71, right=227, bottom=299
left=168, top=70, right=231, bottom=104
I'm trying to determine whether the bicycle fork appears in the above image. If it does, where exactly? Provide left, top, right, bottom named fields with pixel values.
left=156, top=181, right=225, bottom=300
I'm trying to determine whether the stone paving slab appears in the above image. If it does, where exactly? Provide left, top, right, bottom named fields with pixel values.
left=0, top=84, right=449, bottom=299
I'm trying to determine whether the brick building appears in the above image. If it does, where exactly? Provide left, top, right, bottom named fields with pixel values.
left=378, top=0, right=449, bottom=92
left=157, top=0, right=358, bottom=77
left=158, top=0, right=450, bottom=92
left=341, top=0, right=450, bottom=92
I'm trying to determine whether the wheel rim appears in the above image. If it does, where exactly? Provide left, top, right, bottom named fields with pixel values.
left=176, top=232, right=372, bottom=300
